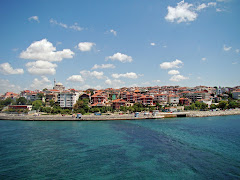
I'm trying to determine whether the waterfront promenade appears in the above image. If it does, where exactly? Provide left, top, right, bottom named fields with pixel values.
left=0, top=109, right=240, bottom=121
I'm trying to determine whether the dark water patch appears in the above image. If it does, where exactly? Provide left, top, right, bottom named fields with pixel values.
left=110, top=120, right=240, bottom=179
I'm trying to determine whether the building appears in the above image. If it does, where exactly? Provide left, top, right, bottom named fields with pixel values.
left=140, top=95, right=154, bottom=106
left=112, top=99, right=127, bottom=109
left=53, top=79, right=65, bottom=92
left=168, top=95, right=180, bottom=105
left=58, top=91, right=80, bottom=108
left=179, top=98, right=191, bottom=106
left=91, top=93, right=107, bottom=105
left=232, top=90, right=240, bottom=100
left=154, top=94, right=168, bottom=105
left=8, top=105, right=32, bottom=111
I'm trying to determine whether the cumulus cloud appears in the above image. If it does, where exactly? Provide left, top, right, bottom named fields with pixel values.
left=67, top=75, right=84, bottom=82
left=106, top=52, right=133, bottom=63
left=150, top=43, right=156, bottom=46
left=202, top=57, right=206, bottom=61
left=223, top=45, right=232, bottom=51
left=25, top=61, right=57, bottom=75
left=165, top=1, right=217, bottom=23
left=91, top=64, right=115, bottom=70
left=0, top=63, right=24, bottom=75
left=170, top=74, right=189, bottom=82
left=168, top=70, right=180, bottom=75
left=236, top=49, right=240, bottom=53
left=0, top=79, right=21, bottom=94
left=30, top=76, right=52, bottom=90
left=20, top=39, right=74, bottom=62
left=160, top=59, right=183, bottom=69
left=50, top=19, right=83, bottom=31
left=80, top=70, right=104, bottom=79
left=78, top=42, right=96, bottom=52
left=110, top=29, right=117, bottom=36
left=28, top=16, right=39, bottom=22
left=165, top=1, right=197, bottom=23
left=112, top=72, right=138, bottom=79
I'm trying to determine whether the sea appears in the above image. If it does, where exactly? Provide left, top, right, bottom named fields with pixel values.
left=0, top=115, right=240, bottom=179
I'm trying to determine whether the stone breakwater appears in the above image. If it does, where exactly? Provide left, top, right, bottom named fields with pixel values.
left=187, top=109, right=240, bottom=117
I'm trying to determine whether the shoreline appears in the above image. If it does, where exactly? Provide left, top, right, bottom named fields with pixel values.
left=0, top=109, right=240, bottom=121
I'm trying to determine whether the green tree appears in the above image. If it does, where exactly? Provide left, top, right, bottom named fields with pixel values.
left=210, top=104, right=217, bottom=109
left=32, top=100, right=43, bottom=110
left=49, top=100, right=55, bottom=107
left=16, top=97, right=27, bottom=105
left=218, top=101, right=228, bottom=109
left=3, top=98, right=13, bottom=106
left=228, top=101, right=237, bottom=109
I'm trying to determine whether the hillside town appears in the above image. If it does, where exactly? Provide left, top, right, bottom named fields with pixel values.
left=1, top=79, right=240, bottom=115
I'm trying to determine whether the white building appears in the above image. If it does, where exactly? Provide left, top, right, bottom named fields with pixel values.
left=58, top=91, right=80, bottom=108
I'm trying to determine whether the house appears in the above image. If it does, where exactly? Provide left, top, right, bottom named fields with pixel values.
left=112, top=99, right=127, bottom=109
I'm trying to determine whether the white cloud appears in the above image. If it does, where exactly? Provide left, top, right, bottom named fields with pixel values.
left=80, top=70, right=104, bottom=79
left=163, top=45, right=167, bottom=48
left=106, top=52, right=133, bottom=63
left=20, top=39, right=74, bottom=62
left=153, top=80, right=161, bottom=83
left=50, top=18, right=67, bottom=28
left=67, top=75, right=84, bottom=82
left=165, top=1, right=217, bottom=23
left=78, top=42, right=95, bottom=52
left=110, top=29, right=117, bottom=36
left=160, top=59, right=183, bottom=69
left=91, top=64, right=115, bottom=70
left=12, top=48, right=19, bottom=52
left=28, top=16, right=39, bottom=22
left=0, top=63, right=24, bottom=75
left=150, top=42, right=156, bottom=46
left=165, top=1, right=197, bottom=23
left=196, top=3, right=207, bottom=11
left=170, top=74, right=189, bottom=82
left=69, top=23, right=83, bottom=31
left=168, top=70, right=180, bottom=75
left=236, top=49, right=240, bottom=53
left=223, top=45, right=232, bottom=51
left=30, top=76, right=52, bottom=90
left=50, top=19, right=83, bottom=31
left=26, top=61, right=57, bottom=75
left=0, top=79, right=21, bottom=94
left=202, top=57, right=206, bottom=61
left=105, top=79, right=124, bottom=88
left=112, top=72, right=138, bottom=79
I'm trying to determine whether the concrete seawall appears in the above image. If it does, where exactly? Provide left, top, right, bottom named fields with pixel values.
left=0, top=110, right=239, bottom=121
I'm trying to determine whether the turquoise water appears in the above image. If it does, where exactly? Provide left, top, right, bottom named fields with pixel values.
left=0, top=116, right=240, bottom=179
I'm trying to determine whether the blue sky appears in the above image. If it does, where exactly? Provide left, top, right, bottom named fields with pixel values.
left=0, top=0, right=239, bottom=93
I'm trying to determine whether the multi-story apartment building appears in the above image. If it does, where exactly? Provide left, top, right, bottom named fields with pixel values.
left=58, top=91, right=80, bottom=108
